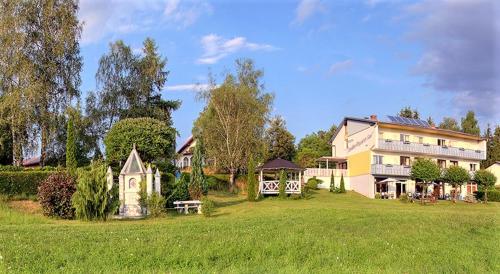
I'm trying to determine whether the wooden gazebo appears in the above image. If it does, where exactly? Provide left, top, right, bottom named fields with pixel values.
left=257, top=158, right=304, bottom=195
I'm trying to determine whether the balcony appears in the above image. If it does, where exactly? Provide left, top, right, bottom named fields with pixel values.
left=376, top=139, right=485, bottom=160
left=371, top=164, right=411, bottom=177
left=304, top=168, right=348, bottom=177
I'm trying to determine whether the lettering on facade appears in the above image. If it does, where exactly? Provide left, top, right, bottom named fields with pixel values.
left=347, top=132, right=373, bottom=153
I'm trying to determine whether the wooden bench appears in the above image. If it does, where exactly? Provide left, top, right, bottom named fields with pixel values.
left=174, top=200, right=202, bottom=214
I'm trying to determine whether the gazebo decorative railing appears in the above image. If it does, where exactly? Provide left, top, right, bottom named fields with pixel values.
left=260, top=180, right=301, bottom=194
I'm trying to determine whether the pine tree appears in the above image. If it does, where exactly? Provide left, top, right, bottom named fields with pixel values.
left=339, top=174, right=346, bottom=193
left=66, top=116, right=77, bottom=176
left=72, top=161, right=120, bottom=221
left=279, top=170, right=287, bottom=199
left=189, top=140, right=207, bottom=199
left=329, top=172, right=335, bottom=192
left=247, top=156, right=257, bottom=201
left=461, top=111, right=480, bottom=136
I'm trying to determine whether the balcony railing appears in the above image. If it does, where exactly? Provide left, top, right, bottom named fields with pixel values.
left=376, top=140, right=485, bottom=160
left=304, top=168, right=348, bottom=177
left=371, top=164, right=411, bottom=177
left=372, top=164, right=477, bottom=178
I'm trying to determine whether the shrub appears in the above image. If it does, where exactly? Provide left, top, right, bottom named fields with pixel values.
left=247, top=157, right=257, bottom=201
left=201, top=197, right=215, bottom=217
left=306, top=176, right=319, bottom=190
left=166, top=173, right=190, bottom=207
left=72, top=161, right=120, bottom=221
left=147, top=192, right=166, bottom=217
left=104, top=117, right=176, bottom=167
left=339, top=174, right=346, bottom=193
left=37, top=172, right=76, bottom=219
left=375, top=193, right=381, bottom=199
left=399, top=193, right=409, bottom=203
left=474, top=190, right=500, bottom=202
left=0, top=171, right=54, bottom=197
left=278, top=170, right=287, bottom=199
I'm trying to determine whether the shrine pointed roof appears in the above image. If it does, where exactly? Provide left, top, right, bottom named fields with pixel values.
left=120, top=145, right=147, bottom=175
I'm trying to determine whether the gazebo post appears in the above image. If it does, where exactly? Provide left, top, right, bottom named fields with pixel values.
left=298, top=171, right=302, bottom=193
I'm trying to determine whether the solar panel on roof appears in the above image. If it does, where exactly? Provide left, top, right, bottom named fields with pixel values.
left=386, top=115, right=431, bottom=128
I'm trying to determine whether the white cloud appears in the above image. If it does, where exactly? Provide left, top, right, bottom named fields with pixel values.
left=79, top=0, right=212, bottom=44
left=165, top=83, right=211, bottom=92
left=407, top=0, right=500, bottom=120
left=163, top=0, right=213, bottom=28
left=197, top=34, right=278, bottom=65
left=293, top=0, right=326, bottom=25
left=328, top=60, right=353, bottom=75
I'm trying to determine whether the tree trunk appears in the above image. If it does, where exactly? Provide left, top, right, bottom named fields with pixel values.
left=40, top=122, right=48, bottom=167
left=229, top=168, right=236, bottom=192
left=11, top=127, right=23, bottom=167
left=485, top=190, right=488, bottom=204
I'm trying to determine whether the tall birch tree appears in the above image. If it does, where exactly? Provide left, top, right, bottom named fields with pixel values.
left=195, top=59, right=273, bottom=186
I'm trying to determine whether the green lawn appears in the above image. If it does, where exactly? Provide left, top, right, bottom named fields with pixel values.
left=1, top=190, right=499, bottom=273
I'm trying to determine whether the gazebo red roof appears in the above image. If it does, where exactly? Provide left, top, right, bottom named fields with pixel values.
left=258, top=158, right=304, bottom=171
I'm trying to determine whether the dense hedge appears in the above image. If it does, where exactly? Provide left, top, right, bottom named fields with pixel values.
left=474, top=190, right=500, bottom=202
left=0, top=165, right=59, bottom=172
left=0, top=171, right=54, bottom=197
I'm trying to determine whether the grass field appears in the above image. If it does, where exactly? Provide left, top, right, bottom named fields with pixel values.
left=0, top=190, right=499, bottom=273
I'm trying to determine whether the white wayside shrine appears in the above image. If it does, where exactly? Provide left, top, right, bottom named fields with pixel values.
left=108, top=145, right=161, bottom=217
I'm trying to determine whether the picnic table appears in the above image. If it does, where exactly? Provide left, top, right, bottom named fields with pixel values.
left=174, top=200, right=202, bottom=214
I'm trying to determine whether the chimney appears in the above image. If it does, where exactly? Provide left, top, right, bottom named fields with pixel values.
left=369, top=114, right=378, bottom=121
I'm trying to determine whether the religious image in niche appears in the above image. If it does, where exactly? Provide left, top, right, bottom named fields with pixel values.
left=129, top=178, right=137, bottom=189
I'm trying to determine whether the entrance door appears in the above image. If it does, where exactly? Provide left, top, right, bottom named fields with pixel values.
left=396, top=183, right=401, bottom=198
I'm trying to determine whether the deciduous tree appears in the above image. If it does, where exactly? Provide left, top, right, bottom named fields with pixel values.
left=295, top=125, right=336, bottom=168
left=399, top=106, right=420, bottom=119
left=442, top=165, right=470, bottom=203
left=410, top=158, right=440, bottom=204
left=195, top=59, right=273, bottom=186
left=439, top=117, right=460, bottom=132
left=104, top=118, right=176, bottom=167
left=474, top=170, right=497, bottom=203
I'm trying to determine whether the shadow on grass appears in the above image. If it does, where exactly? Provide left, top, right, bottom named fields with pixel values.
left=215, top=198, right=246, bottom=208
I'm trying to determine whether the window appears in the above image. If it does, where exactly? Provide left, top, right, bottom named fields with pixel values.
left=437, top=139, right=447, bottom=147
left=470, top=164, right=476, bottom=171
left=373, top=155, right=383, bottom=165
left=400, top=156, right=411, bottom=166
left=418, top=136, right=423, bottom=144
left=182, top=157, right=189, bottom=168
left=450, top=161, right=458, bottom=166
left=400, top=134, right=410, bottom=143
left=437, top=159, right=446, bottom=169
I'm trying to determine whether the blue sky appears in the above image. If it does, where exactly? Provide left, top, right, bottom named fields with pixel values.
left=78, top=0, right=500, bottom=146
